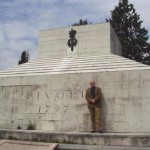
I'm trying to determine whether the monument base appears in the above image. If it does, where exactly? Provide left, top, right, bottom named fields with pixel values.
left=0, top=55, right=150, bottom=133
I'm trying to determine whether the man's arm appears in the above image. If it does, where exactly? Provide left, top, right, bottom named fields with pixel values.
left=85, top=89, right=92, bottom=103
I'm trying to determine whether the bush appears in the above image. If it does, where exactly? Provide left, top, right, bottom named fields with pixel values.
left=27, top=120, right=36, bottom=130
left=17, top=125, right=21, bottom=129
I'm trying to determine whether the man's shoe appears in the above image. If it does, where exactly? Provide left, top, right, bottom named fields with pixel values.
left=98, top=127, right=103, bottom=133
left=98, top=129, right=103, bottom=133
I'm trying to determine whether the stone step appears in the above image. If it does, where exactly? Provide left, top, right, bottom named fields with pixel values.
left=0, top=64, right=146, bottom=76
left=0, top=54, right=131, bottom=70
left=0, top=54, right=149, bottom=77
left=6, top=58, right=141, bottom=70
left=0, top=57, right=146, bottom=71
left=58, top=144, right=150, bottom=150
left=7, top=60, right=136, bottom=71
left=0, top=61, right=145, bottom=74
left=0, top=66, right=149, bottom=77
left=0, top=129, right=150, bottom=147
left=15, top=55, right=124, bottom=66
left=1, top=56, right=134, bottom=72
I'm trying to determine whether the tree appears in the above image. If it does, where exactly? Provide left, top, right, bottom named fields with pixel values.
left=72, top=19, right=92, bottom=26
left=107, top=0, right=150, bottom=64
left=18, top=50, right=29, bottom=65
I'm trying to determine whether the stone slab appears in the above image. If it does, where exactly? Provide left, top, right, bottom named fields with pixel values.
left=0, top=140, right=58, bottom=150
left=58, top=144, right=150, bottom=150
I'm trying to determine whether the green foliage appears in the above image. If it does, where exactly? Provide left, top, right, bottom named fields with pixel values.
left=72, top=19, right=92, bottom=26
left=17, top=125, right=21, bottom=129
left=107, top=0, right=150, bottom=65
left=27, top=120, right=36, bottom=130
left=18, top=50, right=29, bottom=65
left=8, top=136, right=18, bottom=140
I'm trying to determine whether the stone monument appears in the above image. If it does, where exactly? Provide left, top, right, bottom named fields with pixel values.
left=0, top=22, right=150, bottom=133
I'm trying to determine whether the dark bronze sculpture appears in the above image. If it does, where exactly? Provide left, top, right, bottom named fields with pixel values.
left=67, top=28, right=77, bottom=51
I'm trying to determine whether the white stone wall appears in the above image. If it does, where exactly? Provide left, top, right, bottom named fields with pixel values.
left=0, top=69, right=150, bottom=132
left=110, top=25, right=122, bottom=56
left=39, top=23, right=122, bottom=58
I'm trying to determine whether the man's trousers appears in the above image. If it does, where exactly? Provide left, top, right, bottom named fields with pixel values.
left=88, top=107, right=102, bottom=131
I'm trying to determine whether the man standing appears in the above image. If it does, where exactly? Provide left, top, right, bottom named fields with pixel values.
left=85, top=80, right=103, bottom=133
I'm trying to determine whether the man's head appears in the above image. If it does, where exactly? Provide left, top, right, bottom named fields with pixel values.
left=89, top=80, right=95, bottom=87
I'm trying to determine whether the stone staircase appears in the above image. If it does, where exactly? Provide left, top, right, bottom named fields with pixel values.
left=0, top=54, right=149, bottom=77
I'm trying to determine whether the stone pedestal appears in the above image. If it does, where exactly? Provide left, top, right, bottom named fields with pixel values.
left=0, top=23, right=150, bottom=133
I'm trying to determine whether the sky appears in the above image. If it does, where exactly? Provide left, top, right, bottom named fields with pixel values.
left=0, top=0, right=150, bottom=70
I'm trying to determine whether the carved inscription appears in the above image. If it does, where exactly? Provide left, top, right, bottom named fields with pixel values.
left=0, top=86, right=84, bottom=100
left=38, top=105, right=69, bottom=114
left=47, top=50, right=100, bottom=58
left=0, top=86, right=85, bottom=116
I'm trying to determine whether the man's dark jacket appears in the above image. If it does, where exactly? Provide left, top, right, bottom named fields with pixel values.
left=85, top=86, right=102, bottom=108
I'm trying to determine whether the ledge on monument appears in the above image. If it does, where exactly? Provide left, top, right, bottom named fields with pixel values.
left=0, top=129, right=150, bottom=147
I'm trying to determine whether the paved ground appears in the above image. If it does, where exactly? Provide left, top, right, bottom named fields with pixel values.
left=0, top=143, right=48, bottom=150
left=0, top=140, right=150, bottom=150
left=1, top=129, right=150, bottom=147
